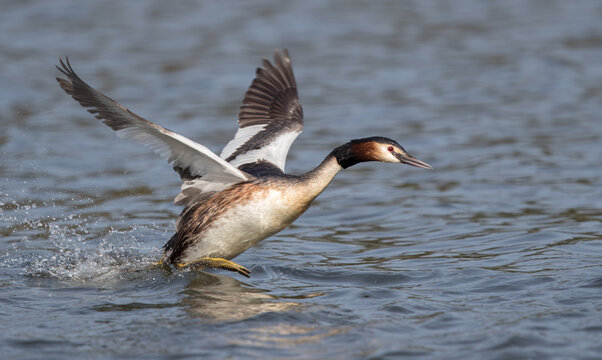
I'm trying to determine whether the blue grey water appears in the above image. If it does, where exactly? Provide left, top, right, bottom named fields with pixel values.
left=1, top=1, right=601, bottom=359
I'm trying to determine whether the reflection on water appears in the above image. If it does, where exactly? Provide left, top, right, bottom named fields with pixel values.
left=229, top=323, right=351, bottom=355
left=182, top=272, right=301, bottom=322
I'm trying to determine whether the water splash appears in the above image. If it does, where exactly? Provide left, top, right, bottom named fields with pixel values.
left=27, top=225, right=163, bottom=282
left=1, top=198, right=164, bottom=283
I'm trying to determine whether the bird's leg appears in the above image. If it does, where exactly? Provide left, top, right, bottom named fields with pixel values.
left=176, top=257, right=251, bottom=277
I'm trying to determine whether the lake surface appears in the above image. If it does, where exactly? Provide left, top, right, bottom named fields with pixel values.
left=1, top=1, right=601, bottom=359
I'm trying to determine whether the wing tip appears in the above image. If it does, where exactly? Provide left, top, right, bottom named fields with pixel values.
left=56, top=56, right=90, bottom=94
left=56, top=56, right=75, bottom=78
left=237, top=48, right=301, bottom=127
left=255, top=48, right=295, bottom=86
left=273, top=48, right=290, bottom=63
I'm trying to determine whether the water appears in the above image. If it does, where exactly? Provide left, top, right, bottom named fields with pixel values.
left=1, top=1, right=601, bottom=359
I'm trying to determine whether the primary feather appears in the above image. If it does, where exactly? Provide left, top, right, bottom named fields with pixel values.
left=220, top=49, right=303, bottom=174
left=55, top=58, right=250, bottom=207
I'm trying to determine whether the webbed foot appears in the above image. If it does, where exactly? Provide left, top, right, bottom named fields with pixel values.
left=176, top=257, right=251, bottom=277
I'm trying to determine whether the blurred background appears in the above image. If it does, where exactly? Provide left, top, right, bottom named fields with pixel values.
left=1, top=1, right=601, bottom=359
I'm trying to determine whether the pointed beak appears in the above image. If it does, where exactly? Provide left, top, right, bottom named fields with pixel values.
left=398, top=153, right=432, bottom=169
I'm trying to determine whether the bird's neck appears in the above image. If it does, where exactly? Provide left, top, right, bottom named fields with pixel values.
left=299, top=153, right=343, bottom=200
left=297, top=141, right=372, bottom=201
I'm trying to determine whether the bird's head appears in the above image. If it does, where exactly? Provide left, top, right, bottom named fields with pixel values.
left=333, top=136, right=432, bottom=169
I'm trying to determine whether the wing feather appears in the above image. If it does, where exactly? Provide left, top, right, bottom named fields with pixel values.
left=220, top=49, right=303, bottom=174
left=56, top=58, right=249, bottom=205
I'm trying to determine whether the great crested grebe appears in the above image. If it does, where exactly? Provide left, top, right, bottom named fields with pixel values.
left=56, top=49, right=431, bottom=277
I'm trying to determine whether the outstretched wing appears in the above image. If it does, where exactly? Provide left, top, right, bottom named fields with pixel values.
left=56, top=58, right=249, bottom=206
left=220, top=49, right=303, bottom=174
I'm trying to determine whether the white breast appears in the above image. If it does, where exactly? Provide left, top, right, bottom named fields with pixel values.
left=180, top=187, right=309, bottom=262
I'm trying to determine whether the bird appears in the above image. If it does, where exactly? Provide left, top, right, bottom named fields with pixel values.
left=56, top=49, right=431, bottom=277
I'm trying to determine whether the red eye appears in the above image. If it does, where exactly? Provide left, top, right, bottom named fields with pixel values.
left=387, top=146, right=394, bottom=152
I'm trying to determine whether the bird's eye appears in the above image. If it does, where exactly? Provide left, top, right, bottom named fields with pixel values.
left=387, top=146, right=394, bottom=152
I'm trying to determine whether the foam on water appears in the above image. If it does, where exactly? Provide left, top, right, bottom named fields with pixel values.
left=1, top=198, right=163, bottom=283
